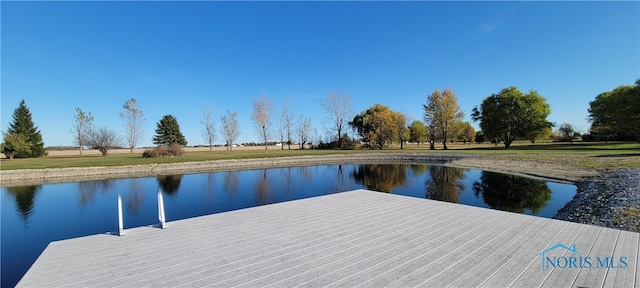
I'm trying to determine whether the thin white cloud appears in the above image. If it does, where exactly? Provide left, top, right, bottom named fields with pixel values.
left=345, top=2, right=358, bottom=19
left=473, top=5, right=518, bottom=40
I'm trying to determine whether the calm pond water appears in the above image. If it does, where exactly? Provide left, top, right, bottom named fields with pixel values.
left=1, top=164, right=576, bottom=287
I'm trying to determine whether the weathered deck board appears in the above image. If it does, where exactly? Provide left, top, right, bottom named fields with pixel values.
left=17, top=190, right=639, bottom=287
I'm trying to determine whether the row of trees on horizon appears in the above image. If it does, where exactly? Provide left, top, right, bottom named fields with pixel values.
left=2, top=79, right=639, bottom=158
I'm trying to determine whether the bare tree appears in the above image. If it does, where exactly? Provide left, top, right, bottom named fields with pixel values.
left=220, top=110, right=240, bottom=151
left=282, top=97, right=294, bottom=149
left=71, top=107, right=94, bottom=155
left=321, top=92, right=352, bottom=148
left=277, top=102, right=286, bottom=150
left=86, top=126, right=121, bottom=156
left=312, top=127, right=320, bottom=149
left=251, top=95, right=274, bottom=150
left=201, top=104, right=216, bottom=151
left=120, top=98, right=144, bottom=153
left=297, top=115, right=312, bottom=149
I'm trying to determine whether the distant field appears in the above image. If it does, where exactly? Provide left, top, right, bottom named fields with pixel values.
left=1, top=141, right=638, bottom=171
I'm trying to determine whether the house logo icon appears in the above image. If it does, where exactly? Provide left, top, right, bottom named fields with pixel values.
left=538, top=243, right=628, bottom=271
left=538, top=243, right=580, bottom=271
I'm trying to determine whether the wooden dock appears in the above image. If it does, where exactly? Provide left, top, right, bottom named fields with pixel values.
left=17, top=190, right=639, bottom=287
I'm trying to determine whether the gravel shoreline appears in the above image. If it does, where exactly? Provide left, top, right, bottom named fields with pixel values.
left=554, top=168, right=640, bottom=232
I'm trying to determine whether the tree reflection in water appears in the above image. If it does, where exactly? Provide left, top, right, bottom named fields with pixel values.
left=334, top=164, right=348, bottom=193
left=299, top=166, right=312, bottom=181
left=410, top=165, right=428, bottom=177
left=78, top=179, right=115, bottom=207
left=351, top=164, right=409, bottom=193
left=280, top=167, right=292, bottom=199
left=5, top=185, right=42, bottom=223
left=473, top=171, right=552, bottom=214
left=425, top=166, right=466, bottom=203
left=223, top=171, right=240, bottom=195
left=157, top=175, right=183, bottom=196
left=124, top=178, right=144, bottom=215
left=254, top=169, right=270, bottom=204
left=205, top=173, right=216, bottom=199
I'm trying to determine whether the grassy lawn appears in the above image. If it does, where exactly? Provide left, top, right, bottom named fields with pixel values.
left=0, top=149, right=370, bottom=170
left=481, top=142, right=638, bottom=170
left=1, top=141, right=638, bottom=171
left=405, top=141, right=640, bottom=170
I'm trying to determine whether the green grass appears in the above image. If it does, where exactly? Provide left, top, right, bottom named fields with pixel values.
left=458, top=142, right=640, bottom=170
left=461, top=141, right=640, bottom=154
left=1, top=142, right=638, bottom=171
left=0, top=149, right=364, bottom=170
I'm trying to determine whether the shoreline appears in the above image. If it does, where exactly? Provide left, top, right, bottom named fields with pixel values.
left=0, top=153, right=594, bottom=186
left=554, top=168, right=640, bottom=232
left=2, top=153, right=638, bottom=232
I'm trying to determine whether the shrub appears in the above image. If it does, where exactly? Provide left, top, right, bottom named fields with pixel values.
left=315, top=135, right=358, bottom=150
left=142, top=149, right=153, bottom=158
left=142, top=144, right=184, bottom=158
left=143, top=146, right=164, bottom=158
left=168, top=143, right=184, bottom=156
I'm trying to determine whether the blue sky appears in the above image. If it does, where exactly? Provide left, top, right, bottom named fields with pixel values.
left=2, top=1, right=638, bottom=147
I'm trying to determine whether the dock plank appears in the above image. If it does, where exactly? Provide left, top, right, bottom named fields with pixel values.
left=17, top=190, right=639, bottom=288
left=603, top=231, right=639, bottom=288
left=570, top=227, right=619, bottom=288
left=540, top=224, right=602, bottom=287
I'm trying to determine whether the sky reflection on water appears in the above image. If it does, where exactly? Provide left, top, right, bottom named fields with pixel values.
left=1, top=164, right=576, bottom=287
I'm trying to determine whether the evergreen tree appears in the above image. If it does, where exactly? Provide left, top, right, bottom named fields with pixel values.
left=152, top=115, right=187, bottom=146
left=3, top=100, right=45, bottom=157
left=1, top=132, right=31, bottom=159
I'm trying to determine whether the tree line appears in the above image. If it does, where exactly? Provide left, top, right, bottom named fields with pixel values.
left=587, top=79, right=640, bottom=142
left=0, top=92, right=336, bottom=157
left=349, top=86, right=550, bottom=150
left=349, top=79, right=638, bottom=150
left=2, top=79, right=638, bottom=158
